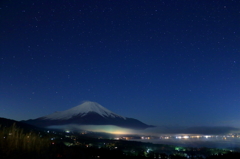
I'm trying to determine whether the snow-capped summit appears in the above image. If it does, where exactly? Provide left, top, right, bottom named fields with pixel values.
left=23, top=101, right=154, bottom=130
left=42, top=101, right=126, bottom=120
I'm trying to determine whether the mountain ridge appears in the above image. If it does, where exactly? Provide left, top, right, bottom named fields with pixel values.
left=23, top=101, right=154, bottom=130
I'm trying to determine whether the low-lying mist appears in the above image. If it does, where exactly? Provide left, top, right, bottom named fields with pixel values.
left=47, top=124, right=240, bottom=136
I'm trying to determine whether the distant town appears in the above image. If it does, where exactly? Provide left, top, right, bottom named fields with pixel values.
left=35, top=129, right=240, bottom=158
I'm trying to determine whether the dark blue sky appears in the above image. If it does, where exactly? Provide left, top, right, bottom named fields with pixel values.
left=1, top=0, right=240, bottom=128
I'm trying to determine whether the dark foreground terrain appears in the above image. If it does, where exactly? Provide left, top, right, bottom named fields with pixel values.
left=1, top=118, right=240, bottom=159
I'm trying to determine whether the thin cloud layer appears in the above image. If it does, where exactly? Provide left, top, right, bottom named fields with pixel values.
left=47, top=124, right=240, bottom=136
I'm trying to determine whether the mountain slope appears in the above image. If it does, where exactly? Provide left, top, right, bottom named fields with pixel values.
left=0, top=117, right=44, bottom=133
left=23, top=101, right=153, bottom=130
left=41, top=101, right=125, bottom=120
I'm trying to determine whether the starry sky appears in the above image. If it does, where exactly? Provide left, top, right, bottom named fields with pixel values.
left=1, top=0, right=240, bottom=130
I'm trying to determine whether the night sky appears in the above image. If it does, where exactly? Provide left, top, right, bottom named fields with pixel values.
left=1, top=0, right=240, bottom=130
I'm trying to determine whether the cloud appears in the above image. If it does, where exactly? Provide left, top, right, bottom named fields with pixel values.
left=137, top=126, right=240, bottom=135
left=47, top=124, right=135, bottom=135
left=47, top=124, right=240, bottom=136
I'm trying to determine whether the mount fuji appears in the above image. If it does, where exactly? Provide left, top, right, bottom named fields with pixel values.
left=23, top=101, right=153, bottom=130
